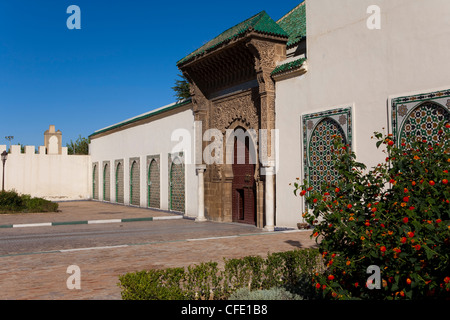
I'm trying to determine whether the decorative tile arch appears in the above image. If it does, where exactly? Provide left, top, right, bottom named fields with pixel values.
left=103, top=161, right=110, bottom=201
left=392, top=89, right=450, bottom=148
left=169, top=152, right=185, bottom=213
left=302, top=107, right=352, bottom=191
left=115, top=160, right=124, bottom=204
left=130, top=158, right=140, bottom=206
left=147, top=155, right=160, bottom=209
left=92, top=162, right=99, bottom=200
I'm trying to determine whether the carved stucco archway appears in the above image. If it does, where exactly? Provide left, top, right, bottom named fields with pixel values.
left=178, top=30, right=286, bottom=228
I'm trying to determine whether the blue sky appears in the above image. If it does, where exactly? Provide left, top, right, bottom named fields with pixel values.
left=0, top=0, right=301, bottom=148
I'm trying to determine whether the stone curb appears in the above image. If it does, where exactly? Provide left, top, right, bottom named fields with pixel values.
left=0, top=215, right=183, bottom=229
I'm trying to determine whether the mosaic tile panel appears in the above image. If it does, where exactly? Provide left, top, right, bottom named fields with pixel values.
left=92, top=163, right=99, bottom=200
left=392, top=88, right=450, bottom=147
left=130, top=158, right=140, bottom=206
left=103, top=161, right=110, bottom=201
left=303, top=107, right=352, bottom=192
left=115, top=160, right=124, bottom=204
left=147, top=156, right=160, bottom=209
left=169, top=153, right=185, bottom=213
left=399, top=102, right=449, bottom=149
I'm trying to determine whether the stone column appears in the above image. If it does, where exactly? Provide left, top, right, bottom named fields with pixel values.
left=196, top=164, right=207, bottom=222
left=262, top=165, right=275, bottom=232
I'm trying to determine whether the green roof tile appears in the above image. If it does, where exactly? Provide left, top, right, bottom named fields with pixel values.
left=277, top=1, right=306, bottom=48
left=271, top=58, right=306, bottom=76
left=89, top=99, right=192, bottom=138
left=177, top=11, right=288, bottom=66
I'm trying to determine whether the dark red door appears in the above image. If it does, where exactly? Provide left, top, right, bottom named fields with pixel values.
left=232, top=131, right=256, bottom=225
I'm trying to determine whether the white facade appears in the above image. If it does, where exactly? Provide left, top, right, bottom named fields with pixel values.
left=275, top=0, right=450, bottom=227
left=89, top=102, right=199, bottom=217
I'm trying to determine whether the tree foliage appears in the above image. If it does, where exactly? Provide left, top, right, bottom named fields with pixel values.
left=172, top=74, right=191, bottom=102
left=66, top=135, right=89, bottom=155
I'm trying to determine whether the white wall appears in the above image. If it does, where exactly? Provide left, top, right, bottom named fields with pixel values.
left=275, top=0, right=450, bottom=228
left=0, top=144, right=91, bottom=200
left=89, top=107, right=198, bottom=217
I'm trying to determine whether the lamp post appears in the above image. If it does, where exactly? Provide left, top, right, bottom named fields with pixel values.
left=1, top=150, right=7, bottom=192
left=5, top=136, right=14, bottom=151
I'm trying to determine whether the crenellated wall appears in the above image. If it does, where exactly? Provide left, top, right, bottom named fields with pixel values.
left=0, top=144, right=91, bottom=201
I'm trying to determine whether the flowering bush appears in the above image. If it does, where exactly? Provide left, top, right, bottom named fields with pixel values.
left=294, top=122, right=450, bottom=299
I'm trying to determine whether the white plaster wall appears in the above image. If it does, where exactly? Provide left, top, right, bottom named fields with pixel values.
left=275, top=0, right=450, bottom=228
left=89, top=107, right=198, bottom=217
left=0, top=144, right=91, bottom=200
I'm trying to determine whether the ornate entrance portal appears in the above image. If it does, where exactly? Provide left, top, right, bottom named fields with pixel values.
left=177, top=11, right=288, bottom=228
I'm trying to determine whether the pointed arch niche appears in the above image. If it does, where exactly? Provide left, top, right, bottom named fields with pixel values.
left=302, top=107, right=352, bottom=191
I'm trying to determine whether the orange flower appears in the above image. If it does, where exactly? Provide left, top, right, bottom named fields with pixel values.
left=328, top=275, right=335, bottom=281
left=346, top=260, right=351, bottom=266
left=400, top=237, right=407, bottom=244
left=407, top=231, right=415, bottom=238
left=406, top=278, right=412, bottom=285
left=413, top=155, right=420, bottom=160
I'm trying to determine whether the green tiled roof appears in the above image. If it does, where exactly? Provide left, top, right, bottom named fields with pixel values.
left=177, top=11, right=288, bottom=66
left=89, top=99, right=192, bottom=138
left=271, top=58, right=306, bottom=76
left=277, top=1, right=306, bottom=48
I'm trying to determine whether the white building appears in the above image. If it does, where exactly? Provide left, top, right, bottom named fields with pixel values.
left=87, top=0, right=450, bottom=229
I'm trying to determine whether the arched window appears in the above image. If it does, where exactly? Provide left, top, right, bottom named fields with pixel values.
left=130, top=160, right=140, bottom=206
left=148, top=159, right=160, bottom=209
left=103, top=162, right=110, bottom=201
left=92, top=163, right=98, bottom=200
left=169, top=156, right=185, bottom=213
left=115, top=162, right=124, bottom=204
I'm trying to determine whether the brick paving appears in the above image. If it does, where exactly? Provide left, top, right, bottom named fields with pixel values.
left=0, top=201, right=316, bottom=300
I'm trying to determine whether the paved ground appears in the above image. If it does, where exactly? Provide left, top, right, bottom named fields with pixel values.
left=0, top=201, right=316, bottom=300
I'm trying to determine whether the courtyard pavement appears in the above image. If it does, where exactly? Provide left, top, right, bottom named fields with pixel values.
left=0, top=201, right=316, bottom=300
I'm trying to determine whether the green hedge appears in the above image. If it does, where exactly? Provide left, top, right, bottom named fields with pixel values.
left=0, top=190, right=58, bottom=213
left=118, top=248, right=322, bottom=300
